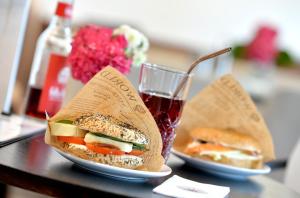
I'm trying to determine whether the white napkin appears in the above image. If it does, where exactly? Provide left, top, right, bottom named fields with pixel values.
left=153, top=175, right=230, bottom=198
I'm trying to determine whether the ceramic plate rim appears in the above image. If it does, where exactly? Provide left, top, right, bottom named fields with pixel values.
left=171, top=148, right=271, bottom=174
left=55, top=149, right=172, bottom=178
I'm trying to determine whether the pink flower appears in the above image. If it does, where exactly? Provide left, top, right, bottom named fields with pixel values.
left=113, top=35, right=128, bottom=49
left=68, top=25, right=131, bottom=83
left=110, top=55, right=132, bottom=73
left=246, top=26, right=278, bottom=63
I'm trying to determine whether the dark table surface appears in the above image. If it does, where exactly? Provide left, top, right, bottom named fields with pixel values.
left=0, top=134, right=299, bottom=197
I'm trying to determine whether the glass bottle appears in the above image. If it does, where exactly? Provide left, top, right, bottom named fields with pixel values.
left=24, top=0, right=73, bottom=119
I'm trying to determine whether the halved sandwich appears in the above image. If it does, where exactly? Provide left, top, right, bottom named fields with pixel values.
left=184, top=128, right=263, bottom=169
left=49, top=113, right=149, bottom=169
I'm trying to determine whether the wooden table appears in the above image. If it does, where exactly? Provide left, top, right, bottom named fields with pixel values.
left=0, top=135, right=299, bottom=197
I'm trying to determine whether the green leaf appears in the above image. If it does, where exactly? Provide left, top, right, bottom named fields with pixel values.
left=232, top=45, right=247, bottom=59
left=276, top=50, right=295, bottom=67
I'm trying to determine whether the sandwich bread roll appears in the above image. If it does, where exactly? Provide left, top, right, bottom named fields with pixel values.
left=184, top=128, right=263, bottom=169
left=50, top=113, right=150, bottom=170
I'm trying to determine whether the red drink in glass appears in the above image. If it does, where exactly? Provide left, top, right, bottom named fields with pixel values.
left=140, top=91, right=184, bottom=159
left=25, top=87, right=45, bottom=119
left=25, top=86, right=63, bottom=119
left=139, top=63, right=191, bottom=161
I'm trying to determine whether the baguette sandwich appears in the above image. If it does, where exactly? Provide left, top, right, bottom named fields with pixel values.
left=184, top=128, right=263, bottom=169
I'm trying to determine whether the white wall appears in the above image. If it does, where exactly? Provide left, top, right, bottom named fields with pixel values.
left=0, top=0, right=30, bottom=113
left=33, top=0, right=300, bottom=59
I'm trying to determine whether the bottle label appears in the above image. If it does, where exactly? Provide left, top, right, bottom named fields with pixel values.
left=38, top=54, right=70, bottom=115
left=55, top=2, right=72, bottom=18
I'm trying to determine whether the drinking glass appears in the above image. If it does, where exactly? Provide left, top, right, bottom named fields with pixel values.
left=138, top=63, right=192, bottom=161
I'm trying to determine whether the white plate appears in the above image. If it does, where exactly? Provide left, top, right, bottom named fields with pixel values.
left=55, top=149, right=172, bottom=181
left=172, top=149, right=271, bottom=180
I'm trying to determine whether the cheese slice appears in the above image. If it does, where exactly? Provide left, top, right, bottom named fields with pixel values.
left=200, top=150, right=261, bottom=161
left=84, top=133, right=133, bottom=153
left=50, top=122, right=86, bottom=137
left=69, top=143, right=88, bottom=151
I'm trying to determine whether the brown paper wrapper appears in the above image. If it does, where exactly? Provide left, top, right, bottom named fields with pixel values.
left=45, top=66, right=164, bottom=171
left=174, top=74, right=275, bottom=162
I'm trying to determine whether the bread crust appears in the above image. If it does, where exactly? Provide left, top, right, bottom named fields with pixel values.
left=190, top=128, right=261, bottom=153
left=56, top=142, right=144, bottom=169
left=190, top=153, right=263, bottom=169
left=74, top=113, right=149, bottom=145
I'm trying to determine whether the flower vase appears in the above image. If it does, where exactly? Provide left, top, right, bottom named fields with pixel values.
left=233, top=60, right=277, bottom=100
left=62, top=77, right=84, bottom=106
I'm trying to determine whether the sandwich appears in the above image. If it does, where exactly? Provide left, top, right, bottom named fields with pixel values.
left=184, top=128, right=263, bottom=169
left=49, top=113, right=149, bottom=169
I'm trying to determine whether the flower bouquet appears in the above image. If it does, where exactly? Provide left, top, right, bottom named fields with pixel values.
left=68, top=25, right=149, bottom=84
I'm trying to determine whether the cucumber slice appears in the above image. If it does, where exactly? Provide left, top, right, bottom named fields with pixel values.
left=132, top=144, right=146, bottom=151
left=84, top=133, right=133, bottom=152
left=57, top=120, right=73, bottom=124
left=92, top=133, right=146, bottom=150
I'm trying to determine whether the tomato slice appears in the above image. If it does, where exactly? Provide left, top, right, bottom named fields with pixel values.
left=86, top=143, right=125, bottom=155
left=185, top=143, right=232, bottom=154
left=57, top=136, right=85, bottom=145
left=128, top=150, right=144, bottom=156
